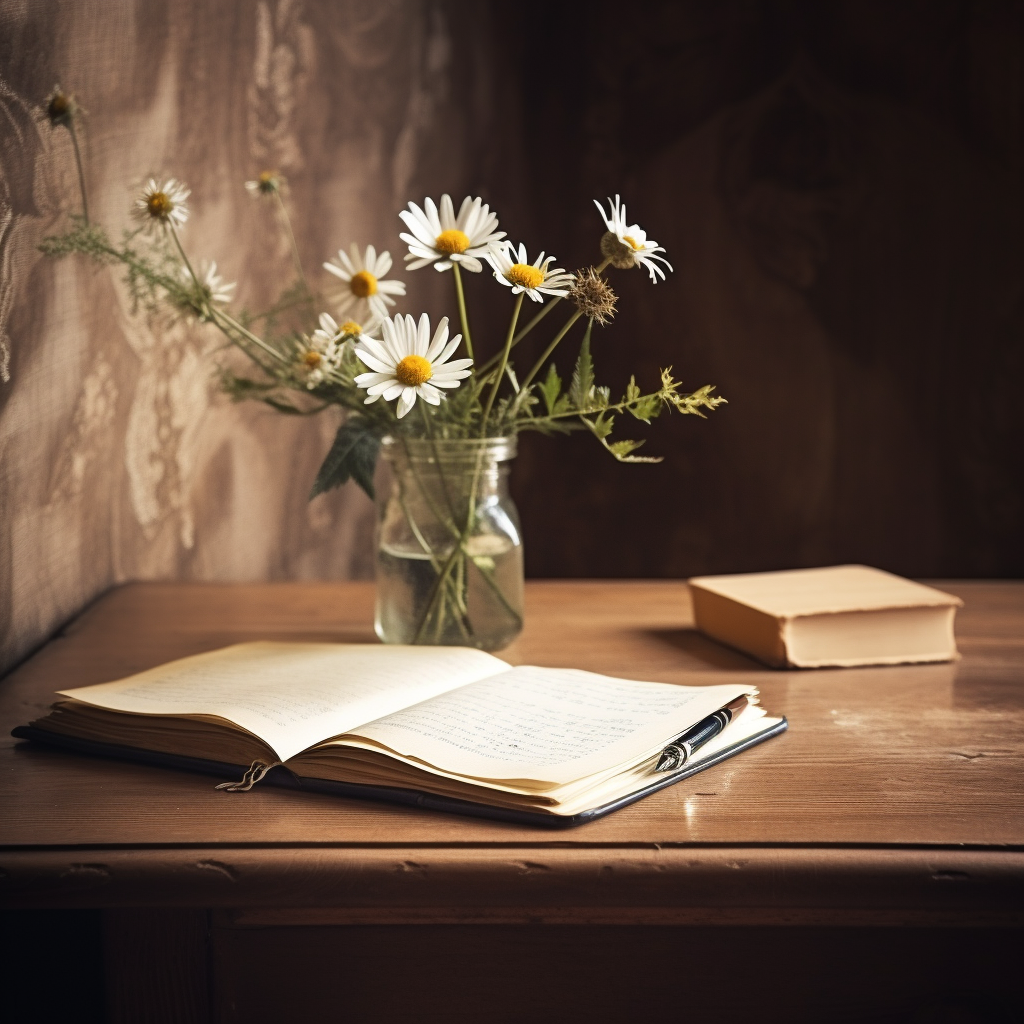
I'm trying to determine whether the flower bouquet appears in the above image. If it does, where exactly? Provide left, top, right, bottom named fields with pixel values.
left=40, top=87, right=725, bottom=651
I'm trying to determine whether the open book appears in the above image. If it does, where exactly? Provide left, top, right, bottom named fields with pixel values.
left=15, top=643, right=786, bottom=826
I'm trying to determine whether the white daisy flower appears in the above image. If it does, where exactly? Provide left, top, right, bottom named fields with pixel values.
left=354, top=313, right=472, bottom=419
left=296, top=318, right=354, bottom=391
left=245, top=170, right=284, bottom=197
left=323, top=243, right=405, bottom=329
left=594, top=194, right=673, bottom=283
left=311, top=312, right=375, bottom=348
left=180, top=260, right=236, bottom=306
left=486, top=242, right=574, bottom=303
left=134, top=178, right=190, bottom=232
left=399, top=194, right=505, bottom=274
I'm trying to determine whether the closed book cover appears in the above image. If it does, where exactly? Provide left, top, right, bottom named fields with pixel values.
left=689, top=564, right=962, bottom=669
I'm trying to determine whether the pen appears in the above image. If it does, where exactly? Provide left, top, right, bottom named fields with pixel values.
left=654, top=697, right=749, bottom=773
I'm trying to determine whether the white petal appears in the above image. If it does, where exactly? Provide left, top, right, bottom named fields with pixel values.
left=423, top=197, right=443, bottom=237
left=354, top=350, right=393, bottom=374
left=425, top=317, right=450, bottom=361
left=417, top=382, right=442, bottom=404
left=396, top=388, right=417, bottom=418
left=433, top=336, right=462, bottom=365
left=376, top=279, right=405, bottom=295
left=405, top=256, right=438, bottom=271
left=454, top=254, right=482, bottom=273
left=433, top=260, right=453, bottom=272
left=414, top=312, right=430, bottom=356
left=439, top=194, right=456, bottom=232
left=399, top=207, right=437, bottom=247
left=375, top=250, right=393, bottom=276
left=323, top=262, right=352, bottom=282
left=354, top=371, right=394, bottom=387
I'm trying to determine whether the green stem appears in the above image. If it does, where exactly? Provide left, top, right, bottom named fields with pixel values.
left=451, top=263, right=474, bottom=364
left=474, top=259, right=611, bottom=377
left=480, top=292, right=523, bottom=434
left=476, top=298, right=559, bottom=378
left=518, top=309, right=584, bottom=394
left=274, top=190, right=311, bottom=297
left=169, top=224, right=200, bottom=289
left=211, top=308, right=289, bottom=365
left=67, top=121, right=89, bottom=225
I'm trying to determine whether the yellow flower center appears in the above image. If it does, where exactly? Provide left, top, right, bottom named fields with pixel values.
left=259, top=170, right=277, bottom=186
left=303, top=351, right=323, bottom=368
left=146, top=192, right=173, bottom=219
left=435, top=229, right=470, bottom=255
left=340, top=320, right=361, bottom=336
left=48, top=93, right=69, bottom=117
left=506, top=263, right=545, bottom=290
left=395, top=354, right=433, bottom=386
left=350, top=270, right=378, bottom=297
left=622, top=235, right=642, bottom=251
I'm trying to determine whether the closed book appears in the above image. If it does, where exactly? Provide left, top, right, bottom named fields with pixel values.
left=688, top=564, right=962, bottom=669
left=13, top=641, right=786, bottom=827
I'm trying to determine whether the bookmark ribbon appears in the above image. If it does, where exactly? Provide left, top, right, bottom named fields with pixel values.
left=215, top=760, right=283, bottom=792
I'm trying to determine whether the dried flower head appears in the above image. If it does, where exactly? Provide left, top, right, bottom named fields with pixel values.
left=44, top=85, right=77, bottom=126
left=600, top=231, right=637, bottom=270
left=245, top=170, right=284, bottom=197
left=133, top=178, right=190, bottom=232
left=570, top=267, right=618, bottom=326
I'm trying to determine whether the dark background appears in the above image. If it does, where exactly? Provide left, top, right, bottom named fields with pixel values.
left=451, top=0, right=1024, bottom=581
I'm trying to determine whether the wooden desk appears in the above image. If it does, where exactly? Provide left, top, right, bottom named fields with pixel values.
left=2, top=581, right=1023, bottom=1023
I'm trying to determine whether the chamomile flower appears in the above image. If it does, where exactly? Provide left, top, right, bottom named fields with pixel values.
left=486, top=242, right=574, bottom=303
left=311, top=312, right=371, bottom=348
left=594, top=195, right=673, bottom=283
left=323, top=243, right=405, bottom=330
left=43, top=85, right=78, bottom=127
left=180, top=260, right=236, bottom=307
left=399, top=195, right=505, bottom=274
left=295, top=327, right=347, bottom=390
left=354, top=313, right=472, bottom=419
left=134, top=178, right=190, bottom=232
left=245, top=170, right=284, bottom=197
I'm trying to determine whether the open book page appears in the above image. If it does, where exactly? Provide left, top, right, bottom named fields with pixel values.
left=344, top=665, right=756, bottom=788
left=57, top=642, right=508, bottom=762
left=549, top=706, right=782, bottom=817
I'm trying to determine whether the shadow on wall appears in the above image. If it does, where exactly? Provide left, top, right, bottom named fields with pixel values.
left=494, top=0, right=1024, bottom=579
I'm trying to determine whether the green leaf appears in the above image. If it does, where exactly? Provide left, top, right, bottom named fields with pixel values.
left=607, top=438, right=662, bottom=463
left=569, top=320, right=595, bottom=409
left=625, top=376, right=641, bottom=404
left=309, top=420, right=381, bottom=501
left=540, top=363, right=562, bottom=415
left=628, top=393, right=662, bottom=423
left=590, top=414, right=615, bottom=439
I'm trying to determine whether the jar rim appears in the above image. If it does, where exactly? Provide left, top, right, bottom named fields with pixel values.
left=380, top=434, right=516, bottom=463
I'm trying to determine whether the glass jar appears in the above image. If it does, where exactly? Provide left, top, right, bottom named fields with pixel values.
left=374, top=435, right=524, bottom=651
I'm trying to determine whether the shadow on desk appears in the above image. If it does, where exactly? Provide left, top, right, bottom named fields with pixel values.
left=645, top=627, right=768, bottom=670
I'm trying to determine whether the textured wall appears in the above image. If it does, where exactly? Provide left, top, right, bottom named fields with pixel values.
left=3, top=1, right=1023, bottom=675
left=0, top=0, right=507, bottom=673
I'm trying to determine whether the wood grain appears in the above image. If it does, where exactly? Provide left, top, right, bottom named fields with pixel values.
left=2, top=580, right=1022, bottom=852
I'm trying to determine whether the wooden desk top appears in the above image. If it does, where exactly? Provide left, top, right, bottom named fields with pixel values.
left=2, top=580, right=1022, bottom=924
